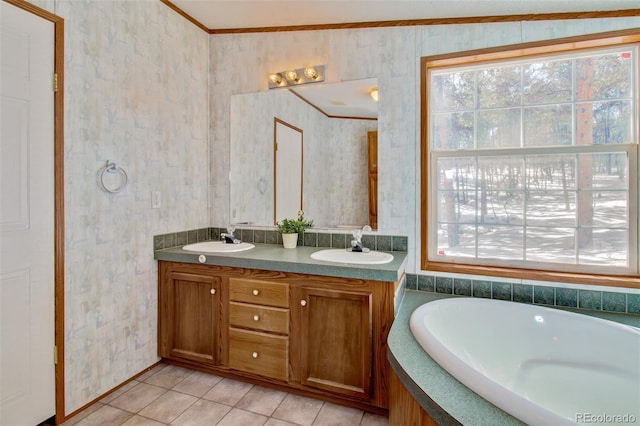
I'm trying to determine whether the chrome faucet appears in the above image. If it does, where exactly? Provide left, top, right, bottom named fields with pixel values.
left=221, top=226, right=242, bottom=244
left=349, top=225, right=372, bottom=253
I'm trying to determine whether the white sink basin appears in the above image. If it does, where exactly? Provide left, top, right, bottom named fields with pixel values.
left=182, top=241, right=255, bottom=253
left=310, top=249, right=393, bottom=265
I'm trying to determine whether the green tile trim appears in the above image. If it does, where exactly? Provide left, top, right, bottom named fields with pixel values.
left=155, top=228, right=409, bottom=252
left=408, top=273, right=639, bottom=316
left=435, top=277, right=453, bottom=294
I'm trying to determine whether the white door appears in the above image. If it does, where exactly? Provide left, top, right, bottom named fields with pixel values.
left=0, top=2, right=56, bottom=425
left=274, top=119, right=303, bottom=223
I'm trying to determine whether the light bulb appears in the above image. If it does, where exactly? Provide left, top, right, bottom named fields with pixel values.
left=304, top=67, right=318, bottom=80
left=370, top=88, right=379, bottom=102
left=269, top=73, right=283, bottom=85
left=285, top=70, right=299, bottom=82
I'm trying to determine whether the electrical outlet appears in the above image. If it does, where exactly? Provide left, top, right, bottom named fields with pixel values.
left=151, top=191, right=161, bottom=209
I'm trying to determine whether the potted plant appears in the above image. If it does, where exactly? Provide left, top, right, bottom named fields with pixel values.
left=276, top=210, right=314, bottom=248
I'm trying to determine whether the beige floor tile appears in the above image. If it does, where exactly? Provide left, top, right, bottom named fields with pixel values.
left=360, top=412, right=389, bottom=425
left=144, top=365, right=193, bottom=389
left=74, top=404, right=133, bottom=426
left=171, top=399, right=232, bottom=426
left=136, top=364, right=170, bottom=383
left=216, top=408, right=268, bottom=426
left=271, top=393, right=324, bottom=426
left=100, top=380, right=140, bottom=404
left=236, top=385, right=287, bottom=416
left=60, top=403, right=105, bottom=425
left=109, top=382, right=167, bottom=413
left=202, top=378, right=253, bottom=406
left=171, top=371, right=223, bottom=397
left=312, top=403, right=364, bottom=426
left=138, top=390, right=198, bottom=423
left=121, top=415, right=166, bottom=426
left=264, top=419, right=299, bottom=426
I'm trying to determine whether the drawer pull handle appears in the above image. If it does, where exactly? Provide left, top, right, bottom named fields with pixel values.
left=253, top=315, right=260, bottom=321
left=252, top=289, right=260, bottom=296
left=252, top=352, right=259, bottom=359
left=210, top=289, right=216, bottom=295
left=300, top=300, right=307, bottom=307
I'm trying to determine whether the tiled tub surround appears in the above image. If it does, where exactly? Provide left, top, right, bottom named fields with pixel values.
left=388, top=291, right=640, bottom=426
left=405, top=273, right=640, bottom=315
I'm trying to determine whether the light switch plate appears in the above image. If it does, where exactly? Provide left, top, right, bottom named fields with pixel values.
left=151, top=191, right=161, bottom=209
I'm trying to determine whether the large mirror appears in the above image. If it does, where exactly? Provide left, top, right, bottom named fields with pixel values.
left=230, top=78, right=379, bottom=228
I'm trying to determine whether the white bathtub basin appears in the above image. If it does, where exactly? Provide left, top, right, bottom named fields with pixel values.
left=310, top=249, right=393, bottom=265
left=182, top=241, right=255, bottom=253
left=410, top=298, right=640, bottom=426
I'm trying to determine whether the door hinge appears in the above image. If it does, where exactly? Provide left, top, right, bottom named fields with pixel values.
left=275, top=142, right=278, bottom=151
left=53, top=73, right=58, bottom=92
left=53, top=345, right=58, bottom=365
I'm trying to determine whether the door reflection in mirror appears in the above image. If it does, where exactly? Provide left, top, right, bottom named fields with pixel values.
left=274, top=118, right=303, bottom=224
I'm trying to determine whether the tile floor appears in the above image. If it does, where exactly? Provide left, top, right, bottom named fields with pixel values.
left=62, top=363, right=389, bottom=426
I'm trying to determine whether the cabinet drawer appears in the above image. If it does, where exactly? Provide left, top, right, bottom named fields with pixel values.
left=229, top=278, right=289, bottom=308
left=230, top=302, right=289, bottom=334
left=229, top=328, right=288, bottom=381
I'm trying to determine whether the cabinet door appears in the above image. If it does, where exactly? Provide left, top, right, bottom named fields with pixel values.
left=160, top=271, right=221, bottom=365
left=298, top=287, right=372, bottom=400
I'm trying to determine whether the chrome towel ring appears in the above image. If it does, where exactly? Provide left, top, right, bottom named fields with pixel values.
left=99, top=160, right=128, bottom=193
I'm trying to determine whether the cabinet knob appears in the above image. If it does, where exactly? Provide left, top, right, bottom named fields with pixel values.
left=210, top=288, right=216, bottom=295
left=300, top=300, right=307, bottom=307
left=252, top=289, right=259, bottom=296
left=253, top=314, right=260, bottom=321
left=252, top=352, right=259, bottom=359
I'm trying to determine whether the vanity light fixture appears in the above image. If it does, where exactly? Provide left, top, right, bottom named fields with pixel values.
left=370, top=87, right=379, bottom=102
left=268, top=64, right=326, bottom=89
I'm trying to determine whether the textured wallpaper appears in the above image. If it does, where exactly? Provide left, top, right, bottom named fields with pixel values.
left=29, top=0, right=210, bottom=414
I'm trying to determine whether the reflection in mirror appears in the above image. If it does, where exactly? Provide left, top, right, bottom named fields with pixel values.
left=274, top=118, right=303, bottom=223
left=230, top=78, right=378, bottom=228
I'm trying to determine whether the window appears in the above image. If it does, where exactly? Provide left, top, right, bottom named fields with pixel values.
left=421, top=30, right=640, bottom=286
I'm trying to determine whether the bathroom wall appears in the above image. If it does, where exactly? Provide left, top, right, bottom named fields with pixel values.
left=209, top=17, right=640, bottom=276
left=25, top=0, right=210, bottom=415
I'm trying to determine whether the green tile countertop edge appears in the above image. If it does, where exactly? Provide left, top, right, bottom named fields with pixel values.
left=388, top=290, right=640, bottom=426
left=154, top=243, right=408, bottom=282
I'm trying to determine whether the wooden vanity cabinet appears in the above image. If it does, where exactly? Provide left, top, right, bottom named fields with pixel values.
left=158, top=261, right=399, bottom=414
left=294, top=285, right=372, bottom=401
left=158, top=266, right=222, bottom=365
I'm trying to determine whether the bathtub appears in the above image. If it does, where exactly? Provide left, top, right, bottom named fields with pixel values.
left=410, top=298, right=640, bottom=426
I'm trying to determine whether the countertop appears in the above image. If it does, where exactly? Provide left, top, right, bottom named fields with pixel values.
left=388, top=290, right=640, bottom=426
left=154, top=243, right=407, bottom=282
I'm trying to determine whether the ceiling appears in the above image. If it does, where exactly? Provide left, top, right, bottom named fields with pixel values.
left=170, top=0, right=640, bottom=32
left=169, top=1, right=638, bottom=118
left=291, top=78, right=379, bottom=119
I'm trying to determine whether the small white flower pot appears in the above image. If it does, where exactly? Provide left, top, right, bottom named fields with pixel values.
left=282, top=233, right=298, bottom=249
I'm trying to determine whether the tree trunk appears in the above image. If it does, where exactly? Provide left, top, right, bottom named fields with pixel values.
left=576, top=59, right=594, bottom=249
